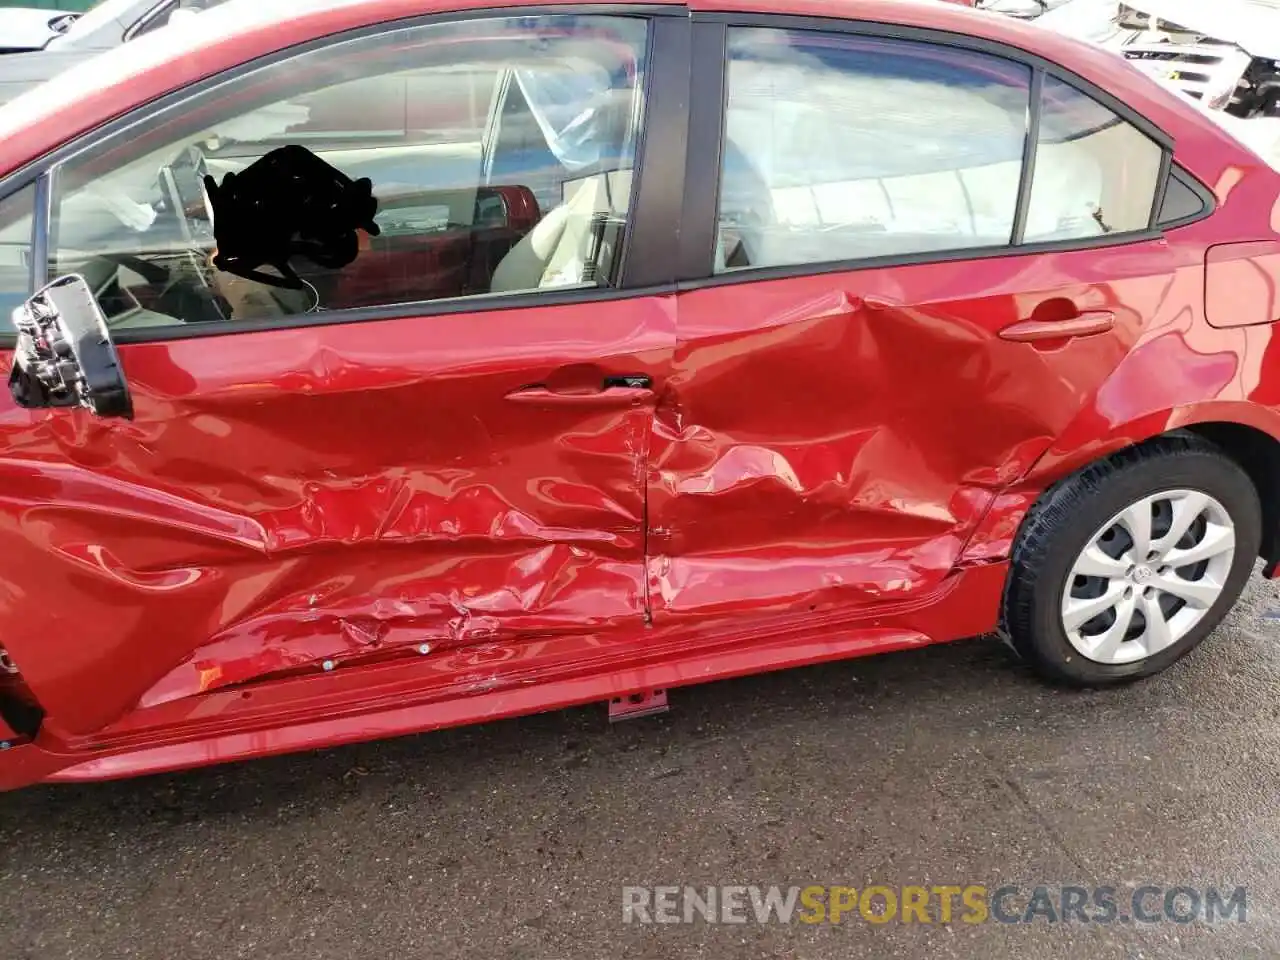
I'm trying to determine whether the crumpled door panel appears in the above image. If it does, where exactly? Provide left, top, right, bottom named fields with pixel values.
left=651, top=243, right=1179, bottom=620
left=0, top=295, right=674, bottom=735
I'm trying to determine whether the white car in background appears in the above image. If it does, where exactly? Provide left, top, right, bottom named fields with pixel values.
left=44, top=0, right=209, bottom=51
left=0, top=7, right=79, bottom=54
left=1032, top=0, right=1280, bottom=116
left=0, top=0, right=217, bottom=102
left=976, top=0, right=1072, bottom=20
left=1029, top=0, right=1280, bottom=165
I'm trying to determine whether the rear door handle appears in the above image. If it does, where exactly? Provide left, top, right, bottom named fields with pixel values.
left=999, top=310, right=1116, bottom=342
left=505, top=375, right=653, bottom=407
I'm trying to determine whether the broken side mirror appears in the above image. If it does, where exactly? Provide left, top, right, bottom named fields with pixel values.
left=9, top=275, right=133, bottom=419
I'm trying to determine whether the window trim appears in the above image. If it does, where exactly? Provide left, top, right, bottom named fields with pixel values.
left=1148, top=142, right=1176, bottom=230
left=677, top=12, right=1181, bottom=290
left=1010, top=69, right=1043, bottom=246
left=675, top=19, right=726, bottom=283
left=0, top=4, right=692, bottom=348
left=30, top=173, right=50, bottom=299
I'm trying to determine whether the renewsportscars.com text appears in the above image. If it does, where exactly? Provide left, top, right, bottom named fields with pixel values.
left=622, top=884, right=1248, bottom=925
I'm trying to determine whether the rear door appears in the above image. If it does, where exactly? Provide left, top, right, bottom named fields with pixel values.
left=651, top=18, right=1185, bottom=622
left=0, top=9, right=690, bottom=735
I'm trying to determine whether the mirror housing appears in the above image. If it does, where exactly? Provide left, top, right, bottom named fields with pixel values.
left=47, top=13, right=79, bottom=35
left=9, top=275, right=133, bottom=420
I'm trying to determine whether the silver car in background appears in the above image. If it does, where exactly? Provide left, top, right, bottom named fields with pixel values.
left=1032, top=0, right=1280, bottom=117
left=0, top=0, right=219, bottom=103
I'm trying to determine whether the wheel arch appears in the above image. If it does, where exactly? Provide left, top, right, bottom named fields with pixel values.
left=960, top=401, right=1280, bottom=571
left=1179, top=421, right=1280, bottom=571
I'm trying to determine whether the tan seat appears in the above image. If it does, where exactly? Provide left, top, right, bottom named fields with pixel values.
left=489, top=169, right=631, bottom=293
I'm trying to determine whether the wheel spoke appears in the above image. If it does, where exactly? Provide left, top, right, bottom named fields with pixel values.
left=1072, top=543, right=1129, bottom=579
left=1162, top=522, right=1235, bottom=568
left=1118, top=501, right=1153, bottom=560
left=1152, top=491, right=1209, bottom=556
left=1087, top=592, right=1137, bottom=662
left=1063, top=581, right=1128, bottom=631
left=1138, top=592, right=1175, bottom=655
left=1152, top=571, right=1221, bottom=609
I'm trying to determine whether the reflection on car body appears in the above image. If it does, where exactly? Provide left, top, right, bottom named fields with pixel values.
left=0, top=0, right=1278, bottom=792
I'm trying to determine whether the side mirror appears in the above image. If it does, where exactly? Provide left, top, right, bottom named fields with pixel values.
left=9, top=275, right=133, bottom=420
left=47, top=14, right=79, bottom=35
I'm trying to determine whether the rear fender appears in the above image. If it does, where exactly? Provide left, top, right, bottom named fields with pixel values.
left=957, top=399, right=1280, bottom=570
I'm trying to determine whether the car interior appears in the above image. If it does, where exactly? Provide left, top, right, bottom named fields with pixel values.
left=45, top=32, right=643, bottom=330
left=715, top=50, right=1158, bottom=271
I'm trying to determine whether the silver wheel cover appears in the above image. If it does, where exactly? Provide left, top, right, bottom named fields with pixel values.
left=1060, top=489, right=1236, bottom=665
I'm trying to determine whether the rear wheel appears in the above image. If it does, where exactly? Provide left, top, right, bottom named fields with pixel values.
left=1003, top=437, right=1261, bottom=685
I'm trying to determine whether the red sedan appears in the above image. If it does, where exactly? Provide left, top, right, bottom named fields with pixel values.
left=0, top=0, right=1274, bottom=790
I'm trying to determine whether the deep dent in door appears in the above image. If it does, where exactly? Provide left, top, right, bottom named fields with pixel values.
left=646, top=250, right=1173, bottom=621
left=0, top=295, right=671, bottom=735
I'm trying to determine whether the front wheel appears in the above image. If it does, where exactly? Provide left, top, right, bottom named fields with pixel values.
left=1002, top=437, right=1262, bottom=686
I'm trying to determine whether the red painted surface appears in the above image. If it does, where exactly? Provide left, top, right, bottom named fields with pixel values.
left=0, top=294, right=674, bottom=736
left=648, top=244, right=1169, bottom=622
left=0, top=0, right=1279, bottom=789
left=1204, top=241, right=1280, bottom=329
left=0, top=561, right=1006, bottom=789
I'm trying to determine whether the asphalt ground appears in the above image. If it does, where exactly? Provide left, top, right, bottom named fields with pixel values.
left=2, top=573, right=1279, bottom=960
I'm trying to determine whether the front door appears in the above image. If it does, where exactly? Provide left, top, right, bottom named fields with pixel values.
left=0, top=10, right=685, bottom=735
left=651, top=20, right=1182, bottom=623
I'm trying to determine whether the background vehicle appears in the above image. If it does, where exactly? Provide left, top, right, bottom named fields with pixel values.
left=0, top=0, right=217, bottom=103
left=0, top=6, right=78, bottom=52
left=1034, top=0, right=1280, bottom=117
left=0, top=0, right=1278, bottom=791
left=976, top=0, right=1072, bottom=21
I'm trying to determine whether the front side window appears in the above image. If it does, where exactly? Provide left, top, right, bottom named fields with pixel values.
left=0, top=185, right=33, bottom=323
left=714, top=28, right=1032, bottom=272
left=46, top=14, right=648, bottom=332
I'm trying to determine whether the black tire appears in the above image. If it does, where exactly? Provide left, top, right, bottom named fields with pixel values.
left=1002, top=435, right=1262, bottom=686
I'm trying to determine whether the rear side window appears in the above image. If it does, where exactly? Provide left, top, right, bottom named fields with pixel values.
left=715, top=28, right=1032, bottom=272
left=713, top=27, right=1171, bottom=275
left=0, top=185, right=34, bottom=323
left=1157, top=167, right=1211, bottom=226
left=1023, top=75, right=1163, bottom=242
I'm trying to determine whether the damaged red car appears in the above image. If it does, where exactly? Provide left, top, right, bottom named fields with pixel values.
left=0, top=0, right=1277, bottom=790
